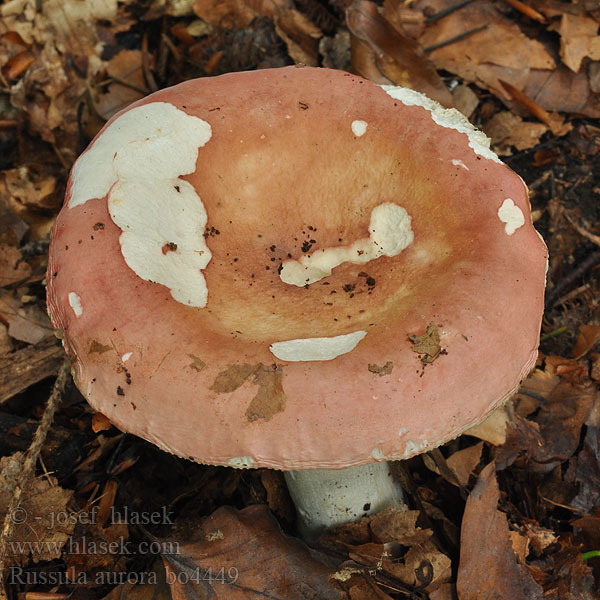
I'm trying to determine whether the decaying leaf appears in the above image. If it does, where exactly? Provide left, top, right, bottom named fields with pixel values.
left=408, top=322, right=444, bottom=365
left=347, top=0, right=453, bottom=107
left=0, top=453, right=74, bottom=565
left=457, top=462, right=544, bottom=600
left=571, top=324, right=600, bottom=359
left=163, top=504, right=343, bottom=599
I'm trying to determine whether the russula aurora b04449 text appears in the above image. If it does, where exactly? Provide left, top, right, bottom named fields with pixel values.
left=47, top=67, right=547, bottom=538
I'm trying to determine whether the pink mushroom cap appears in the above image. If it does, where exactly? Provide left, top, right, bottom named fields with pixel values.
left=47, top=67, right=547, bottom=470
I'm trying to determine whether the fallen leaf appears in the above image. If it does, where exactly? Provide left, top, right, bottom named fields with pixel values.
left=347, top=0, right=453, bottom=107
left=274, top=8, right=322, bottom=66
left=557, top=13, right=600, bottom=73
left=446, top=442, right=483, bottom=487
left=163, top=504, right=343, bottom=599
left=408, top=322, right=443, bottom=365
left=483, top=111, right=548, bottom=155
left=0, top=453, right=74, bottom=565
left=0, top=243, right=31, bottom=287
left=383, top=540, right=451, bottom=591
left=571, top=324, right=600, bottom=359
left=369, top=507, right=433, bottom=546
left=95, top=49, right=147, bottom=121
left=457, top=462, right=544, bottom=599
left=463, top=405, right=511, bottom=445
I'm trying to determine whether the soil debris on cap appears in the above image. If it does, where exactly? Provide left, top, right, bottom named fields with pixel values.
left=408, top=323, right=445, bottom=365
left=368, top=361, right=394, bottom=376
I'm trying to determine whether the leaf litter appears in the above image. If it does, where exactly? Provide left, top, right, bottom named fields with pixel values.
left=1, top=0, right=600, bottom=598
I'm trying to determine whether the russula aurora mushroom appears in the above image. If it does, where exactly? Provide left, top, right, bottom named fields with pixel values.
left=47, top=67, right=547, bottom=539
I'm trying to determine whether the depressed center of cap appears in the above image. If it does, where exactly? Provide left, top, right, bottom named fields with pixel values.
left=69, top=102, right=213, bottom=308
left=279, top=202, right=413, bottom=287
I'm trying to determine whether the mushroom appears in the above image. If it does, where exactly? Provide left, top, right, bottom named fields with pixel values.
left=47, top=67, right=547, bottom=539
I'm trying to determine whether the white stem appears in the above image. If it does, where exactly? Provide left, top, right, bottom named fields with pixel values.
left=284, top=461, right=404, bottom=540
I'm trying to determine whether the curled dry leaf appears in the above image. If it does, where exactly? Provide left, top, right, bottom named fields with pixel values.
left=163, top=504, right=343, bottom=599
left=346, top=0, right=453, bottom=107
left=557, top=13, right=600, bottom=73
left=457, top=462, right=544, bottom=600
left=483, top=111, right=548, bottom=155
left=571, top=323, right=600, bottom=359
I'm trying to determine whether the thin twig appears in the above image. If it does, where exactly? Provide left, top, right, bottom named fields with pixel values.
left=0, top=360, right=69, bottom=587
left=545, top=249, right=600, bottom=309
left=424, top=23, right=487, bottom=53
left=425, top=0, right=476, bottom=22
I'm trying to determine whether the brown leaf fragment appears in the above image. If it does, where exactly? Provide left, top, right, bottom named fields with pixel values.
left=0, top=453, right=74, bottom=565
left=557, top=13, right=600, bottom=73
left=446, top=441, right=483, bottom=487
left=0, top=244, right=31, bottom=287
left=210, top=363, right=259, bottom=393
left=483, top=111, right=547, bottom=155
left=571, top=324, right=600, bottom=359
left=368, top=361, right=393, bottom=376
left=89, top=340, right=112, bottom=354
left=211, top=363, right=286, bottom=422
left=95, top=50, right=147, bottom=121
left=274, top=8, right=322, bottom=66
left=245, top=364, right=286, bottom=422
left=163, top=504, right=344, bottom=599
left=347, top=0, right=453, bottom=107
left=498, top=79, right=571, bottom=136
left=187, top=354, right=206, bottom=371
left=382, top=540, right=451, bottom=591
left=369, top=506, right=433, bottom=545
left=408, top=322, right=443, bottom=364
left=457, top=462, right=544, bottom=600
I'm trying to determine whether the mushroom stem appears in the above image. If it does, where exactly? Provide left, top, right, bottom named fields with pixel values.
left=284, top=461, right=404, bottom=540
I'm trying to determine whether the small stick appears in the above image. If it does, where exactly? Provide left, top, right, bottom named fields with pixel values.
left=425, top=0, right=476, bottom=23
left=424, top=23, right=487, bottom=53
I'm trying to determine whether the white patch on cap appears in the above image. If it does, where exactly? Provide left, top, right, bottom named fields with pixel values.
left=351, top=120, right=368, bottom=137
left=397, top=439, right=429, bottom=460
left=452, top=159, right=469, bottom=170
left=370, top=447, right=385, bottom=460
left=280, top=202, right=413, bottom=287
left=228, top=456, right=255, bottom=468
left=270, top=330, right=367, bottom=362
left=68, top=292, right=83, bottom=317
left=121, top=352, right=133, bottom=362
left=498, top=198, right=525, bottom=235
left=381, top=85, right=501, bottom=163
left=69, top=102, right=213, bottom=308
left=398, top=427, right=408, bottom=436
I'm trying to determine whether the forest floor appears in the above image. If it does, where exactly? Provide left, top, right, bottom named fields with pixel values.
left=1, top=1, right=600, bottom=599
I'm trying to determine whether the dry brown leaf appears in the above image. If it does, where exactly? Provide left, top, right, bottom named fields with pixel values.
left=369, top=506, right=432, bottom=545
left=347, top=0, right=453, bottom=107
left=483, top=110, right=548, bottom=155
left=95, top=50, right=147, bottom=121
left=464, top=406, right=511, bottom=445
left=408, top=322, right=443, bottom=365
left=0, top=292, right=54, bottom=344
left=192, top=0, right=289, bottom=28
left=571, top=324, right=600, bottom=359
left=0, top=453, right=74, bottom=565
left=0, top=244, right=31, bottom=288
left=446, top=442, right=483, bottom=487
left=274, top=8, right=322, bottom=66
left=382, top=540, right=451, bottom=591
left=163, top=504, right=343, bottom=599
left=557, top=13, right=600, bottom=73
left=457, top=462, right=544, bottom=599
